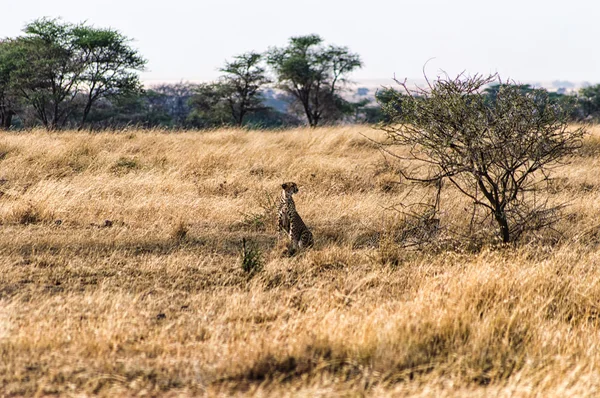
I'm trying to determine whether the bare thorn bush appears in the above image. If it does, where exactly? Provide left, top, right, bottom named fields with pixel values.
left=379, top=73, right=587, bottom=243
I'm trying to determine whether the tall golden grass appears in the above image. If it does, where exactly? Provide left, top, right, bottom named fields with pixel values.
left=1, top=125, right=600, bottom=396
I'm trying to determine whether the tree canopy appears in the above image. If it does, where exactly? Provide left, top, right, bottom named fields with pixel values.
left=267, top=34, right=362, bottom=127
left=219, top=52, right=270, bottom=126
left=0, top=18, right=145, bottom=130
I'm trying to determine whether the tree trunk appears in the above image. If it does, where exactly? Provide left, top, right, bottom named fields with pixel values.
left=305, top=108, right=315, bottom=127
left=299, top=98, right=316, bottom=127
left=494, top=210, right=510, bottom=243
left=2, top=112, right=13, bottom=129
left=0, top=106, right=15, bottom=130
left=237, top=107, right=245, bottom=127
left=312, top=112, right=320, bottom=127
left=79, top=102, right=93, bottom=131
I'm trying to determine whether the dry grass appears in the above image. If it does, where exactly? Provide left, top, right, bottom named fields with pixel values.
left=1, top=125, right=600, bottom=396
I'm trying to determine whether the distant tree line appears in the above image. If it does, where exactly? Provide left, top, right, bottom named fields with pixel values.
left=377, top=82, right=600, bottom=125
left=0, top=19, right=373, bottom=130
left=1, top=18, right=600, bottom=131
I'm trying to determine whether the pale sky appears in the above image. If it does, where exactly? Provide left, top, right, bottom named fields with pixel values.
left=4, top=0, right=600, bottom=85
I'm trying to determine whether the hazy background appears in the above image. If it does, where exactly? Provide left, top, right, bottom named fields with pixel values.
left=4, top=0, right=599, bottom=85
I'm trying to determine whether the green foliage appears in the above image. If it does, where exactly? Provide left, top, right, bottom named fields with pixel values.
left=83, top=81, right=297, bottom=130
left=380, top=74, right=586, bottom=243
left=5, top=30, right=78, bottom=130
left=219, top=52, right=270, bottom=126
left=187, top=53, right=274, bottom=129
left=242, top=107, right=301, bottom=129
left=2, top=25, right=368, bottom=130
left=483, top=83, right=535, bottom=102
left=187, top=83, right=234, bottom=128
left=0, top=18, right=145, bottom=130
left=87, top=84, right=197, bottom=130
left=79, top=92, right=155, bottom=129
left=579, top=84, right=600, bottom=120
left=0, top=40, right=19, bottom=129
left=267, top=34, right=362, bottom=127
left=240, top=238, right=263, bottom=277
left=484, top=83, right=584, bottom=121
left=71, top=24, right=146, bottom=129
left=146, top=82, right=198, bottom=127
left=348, top=97, right=388, bottom=124
left=371, top=88, right=409, bottom=123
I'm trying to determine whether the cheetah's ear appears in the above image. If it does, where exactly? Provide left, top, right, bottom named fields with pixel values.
left=281, top=183, right=288, bottom=189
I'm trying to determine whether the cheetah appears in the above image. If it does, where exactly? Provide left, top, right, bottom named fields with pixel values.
left=278, top=182, right=314, bottom=251
left=277, top=182, right=294, bottom=235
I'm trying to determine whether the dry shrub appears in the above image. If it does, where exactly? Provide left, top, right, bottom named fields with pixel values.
left=170, top=219, right=189, bottom=241
left=221, top=278, right=534, bottom=389
left=306, top=246, right=355, bottom=272
left=346, top=135, right=381, bottom=149
left=0, top=141, right=17, bottom=161
left=578, top=126, right=600, bottom=157
left=225, top=342, right=355, bottom=387
left=111, top=157, right=140, bottom=174
left=238, top=189, right=279, bottom=232
left=377, top=207, right=441, bottom=252
left=184, top=153, right=232, bottom=178
left=377, top=234, right=404, bottom=266
left=46, top=143, right=99, bottom=176
left=380, top=74, right=585, bottom=244
left=3, top=200, right=54, bottom=225
left=316, top=220, right=354, bottom=246
left=352, top=230, right=380, bottom=249
left=377, top=175, right=403, bottom=194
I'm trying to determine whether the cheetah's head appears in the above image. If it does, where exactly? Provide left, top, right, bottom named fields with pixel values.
left=281, top=182, right=299, bottom=195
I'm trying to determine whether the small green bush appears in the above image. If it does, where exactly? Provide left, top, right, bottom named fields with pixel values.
left=240, top=238, right=263, bottom=277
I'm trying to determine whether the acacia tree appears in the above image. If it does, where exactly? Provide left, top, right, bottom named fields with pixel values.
left=219, top=52, right=270, bottom=126
left=267, top=34, right=362, bottom=127
left=73, top=25, right=146, bottom=129
left=8, top=20, right=82, bottom=130
left=380, top=74, right=586, bottom=243
left=4, top=18, right=145, bottom=130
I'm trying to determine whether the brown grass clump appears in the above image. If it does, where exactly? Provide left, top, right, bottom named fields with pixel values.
left=1, top=125, right=600, bottom=396
left=170, top=219, right=189, bottom=242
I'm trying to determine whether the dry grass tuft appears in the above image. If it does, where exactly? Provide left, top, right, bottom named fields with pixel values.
left=1, top=125, right=600, bottom=396
left=2, top=200, right=55, bottom=225
left=170, top=219, right=189, bottom=242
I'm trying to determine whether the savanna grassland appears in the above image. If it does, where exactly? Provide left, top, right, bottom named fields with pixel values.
left=2, top=125, right=600, bottom=397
